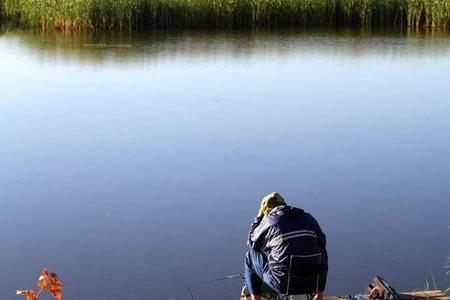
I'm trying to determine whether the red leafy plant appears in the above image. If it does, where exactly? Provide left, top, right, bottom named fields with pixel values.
left=16, top=268, right=62, bottom=300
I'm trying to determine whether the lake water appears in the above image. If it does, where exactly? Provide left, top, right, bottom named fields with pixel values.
left=1, top=29, right=450, bottom=300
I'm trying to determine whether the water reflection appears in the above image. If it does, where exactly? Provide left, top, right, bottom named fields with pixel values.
left=1, top=29, right=450, bottom=300
left=3, top=29, right=450, bottom=65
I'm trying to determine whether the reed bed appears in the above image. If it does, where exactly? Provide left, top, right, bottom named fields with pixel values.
left=1, top=0, right=450, bottom=30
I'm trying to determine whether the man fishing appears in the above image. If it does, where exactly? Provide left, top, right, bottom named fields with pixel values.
left=244, top=192, right=328, bottom=300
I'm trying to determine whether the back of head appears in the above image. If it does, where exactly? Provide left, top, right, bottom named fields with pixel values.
left=261, top=192, right=286, bottom=215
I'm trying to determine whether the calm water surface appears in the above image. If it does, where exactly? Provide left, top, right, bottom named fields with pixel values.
left=1, top=29, right=450, bottom=299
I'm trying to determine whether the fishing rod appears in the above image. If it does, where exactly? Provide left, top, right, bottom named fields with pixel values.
left=188, top=272, right=245, bottom=300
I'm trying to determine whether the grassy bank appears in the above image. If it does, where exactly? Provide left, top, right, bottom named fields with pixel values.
left=447, top=253, right=449, bottom=293
left=1, top=0, right=450, bottom=30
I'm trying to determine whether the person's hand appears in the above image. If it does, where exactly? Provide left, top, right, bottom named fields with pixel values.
left=314, top=292, right=323, bottom=300
left=257, top=206, right=264, bottom=218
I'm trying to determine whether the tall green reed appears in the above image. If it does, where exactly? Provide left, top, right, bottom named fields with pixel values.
left=1, top=0, right=450, bottom=30
left=446, top=252, right=449, bottom=294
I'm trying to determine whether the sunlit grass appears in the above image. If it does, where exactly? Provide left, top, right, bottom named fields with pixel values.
left=1, top=0, right=450, bottom=30
left=424, top=272, right=438, bottom=291
left=446, top=253, right=449, bottom=294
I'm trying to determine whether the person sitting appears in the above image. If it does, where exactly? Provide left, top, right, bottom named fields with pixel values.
left=244, top=192, right=328, bottom=300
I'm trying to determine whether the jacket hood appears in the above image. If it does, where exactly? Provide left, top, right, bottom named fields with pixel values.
left=269, top=205, right=304, bottom=218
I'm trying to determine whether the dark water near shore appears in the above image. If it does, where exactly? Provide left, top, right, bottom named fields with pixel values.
left=1, top=29, right=450, bottom=299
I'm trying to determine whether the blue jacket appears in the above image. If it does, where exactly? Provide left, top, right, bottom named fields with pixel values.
left=248, top=205, right=328, bottom=293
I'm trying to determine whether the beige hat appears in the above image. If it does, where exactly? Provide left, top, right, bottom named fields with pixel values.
left=260, top=192, right=286, bottom=215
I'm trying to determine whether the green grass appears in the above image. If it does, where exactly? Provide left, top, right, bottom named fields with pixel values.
left=1, top=0, right=450, bottom=30
left=446, top=253, right=449, bottom=294
left=424, top=272, right=438, bottom=291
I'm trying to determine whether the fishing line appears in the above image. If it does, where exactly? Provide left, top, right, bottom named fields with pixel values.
left=188, top=273, right=245, bottom=300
